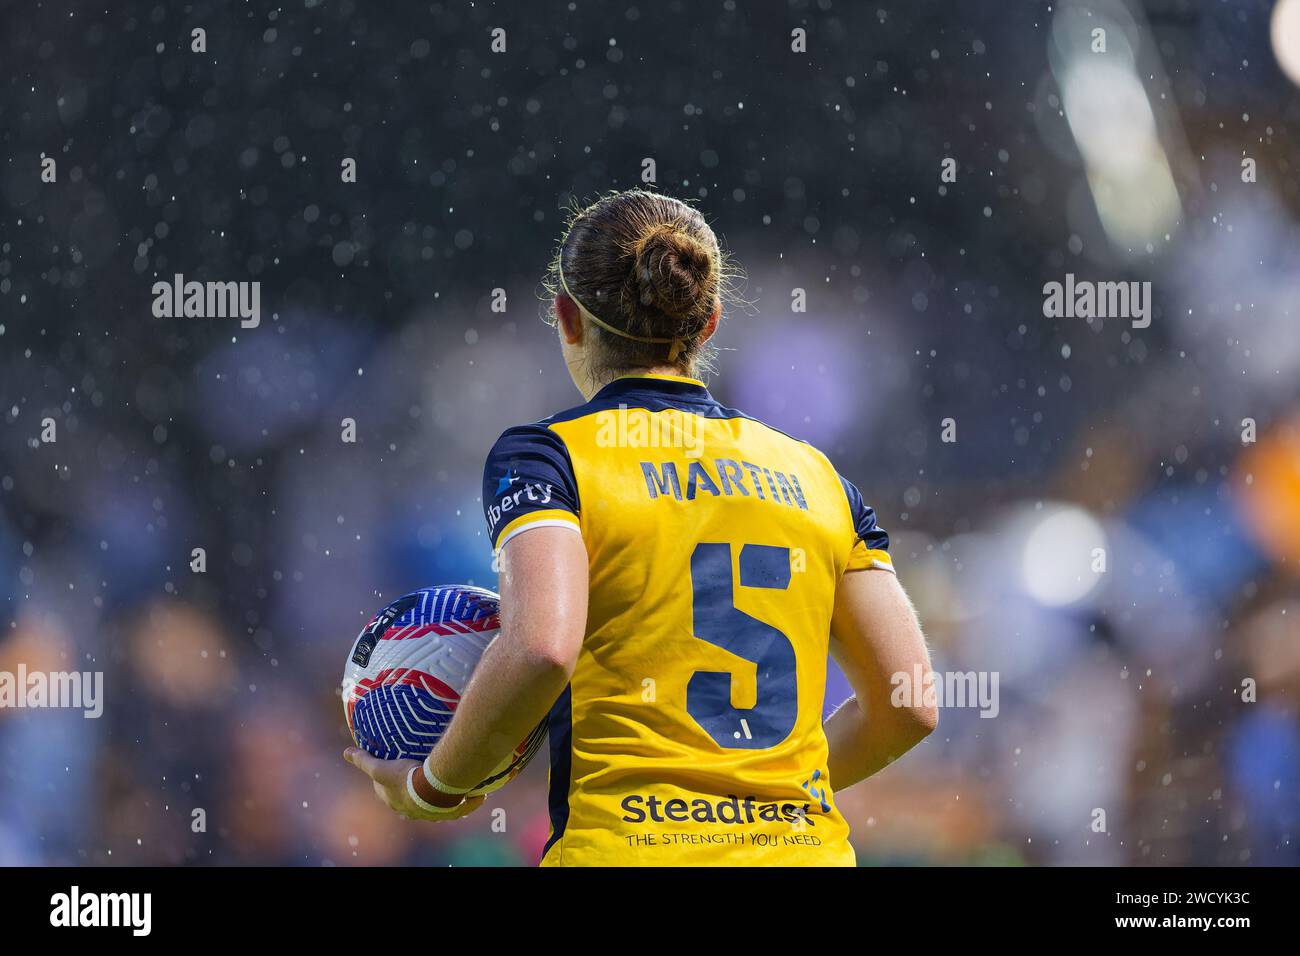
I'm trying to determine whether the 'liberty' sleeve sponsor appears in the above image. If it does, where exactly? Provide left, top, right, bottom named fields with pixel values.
left=839, top=475, right=894, bottom=572
left=482, top=423, right=581, bottom=551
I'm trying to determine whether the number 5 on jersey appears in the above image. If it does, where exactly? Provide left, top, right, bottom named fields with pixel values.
left=686, top=542, right=798, bottom=749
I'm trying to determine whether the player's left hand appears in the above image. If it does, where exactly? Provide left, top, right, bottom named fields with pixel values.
left=343, top=747, right=485, bottom=822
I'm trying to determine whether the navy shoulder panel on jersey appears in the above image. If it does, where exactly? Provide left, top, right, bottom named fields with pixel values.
left=481, top=422, right=581, bottom=549
left=839, top=474, right=890, bottom=554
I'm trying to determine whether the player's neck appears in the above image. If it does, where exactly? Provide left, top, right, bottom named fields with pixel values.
left=582, top=364, right=687, bottom=400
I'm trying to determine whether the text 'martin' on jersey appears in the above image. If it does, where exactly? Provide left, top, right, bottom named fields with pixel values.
left=481, top=373, right=893, bottom=866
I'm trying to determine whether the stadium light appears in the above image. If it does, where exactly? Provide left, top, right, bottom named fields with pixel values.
left=1020, top=505, right=1108, bottom=607
left=1049, top=0, right=1183, bottom=252
left=1272, top=0, right=1300, bottom=86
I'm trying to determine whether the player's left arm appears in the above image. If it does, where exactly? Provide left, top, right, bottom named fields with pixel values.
left=421, top=525, right=586, bottom=788
left=345, top=525, right=586, bottom=820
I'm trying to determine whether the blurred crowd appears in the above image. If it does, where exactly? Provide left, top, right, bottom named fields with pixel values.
left=1, top=0, right=1298, bottom=865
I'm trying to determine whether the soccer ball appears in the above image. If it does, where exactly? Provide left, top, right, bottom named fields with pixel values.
left=342, top=585, right=547, bottom=796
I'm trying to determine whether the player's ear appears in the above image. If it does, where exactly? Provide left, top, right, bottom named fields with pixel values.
left=696, top=297, right=722, bottom=345
left=555, top=294, right=584, bottom=345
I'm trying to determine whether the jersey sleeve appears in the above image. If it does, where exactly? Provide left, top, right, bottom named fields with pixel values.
left=839, top=475, right=894, bottom=573
left=482, top=423, right=581, bottom=551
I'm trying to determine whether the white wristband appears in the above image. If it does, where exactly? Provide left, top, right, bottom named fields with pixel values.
left=421, top=756, right=474, bottom=795
left=406, top=766, right=462, bottom=814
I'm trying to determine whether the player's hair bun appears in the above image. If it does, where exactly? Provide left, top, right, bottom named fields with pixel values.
left=550, top=189, right=730, bottom=374
left=632, top=221, right=717, bottom=321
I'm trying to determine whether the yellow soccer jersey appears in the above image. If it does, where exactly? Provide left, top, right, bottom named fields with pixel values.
left=482, top=373, right=894, bottom=866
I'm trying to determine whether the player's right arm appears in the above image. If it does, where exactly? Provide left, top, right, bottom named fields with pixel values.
left=824, top=544, right=937, bottom=790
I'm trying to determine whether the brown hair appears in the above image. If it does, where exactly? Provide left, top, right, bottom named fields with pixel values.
left=544, top=189, right=732, bottom=379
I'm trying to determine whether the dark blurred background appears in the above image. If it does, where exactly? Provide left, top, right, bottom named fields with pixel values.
left=2, top=0, right=1299, bottom=865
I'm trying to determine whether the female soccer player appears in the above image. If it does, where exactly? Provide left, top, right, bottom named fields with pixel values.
left=345, top=189, right=936, bottom=865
